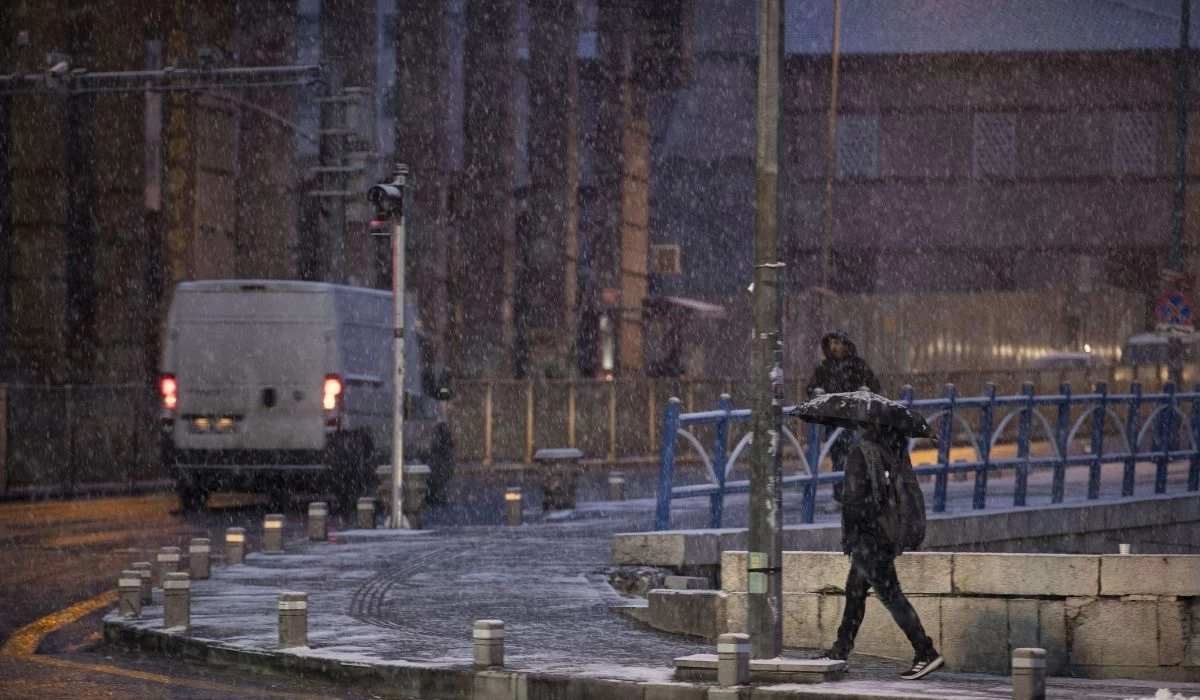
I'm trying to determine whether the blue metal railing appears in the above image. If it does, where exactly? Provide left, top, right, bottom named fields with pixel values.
left=653, top=380, right=1200, bottom=531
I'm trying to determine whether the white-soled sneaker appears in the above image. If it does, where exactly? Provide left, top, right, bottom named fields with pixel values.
left=814, top=653, right=849, bottom=672
left=900, top=653, right=943, bottom=680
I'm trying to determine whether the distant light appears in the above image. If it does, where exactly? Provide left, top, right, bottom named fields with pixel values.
left=1084, top=343, right=1092, bottom=353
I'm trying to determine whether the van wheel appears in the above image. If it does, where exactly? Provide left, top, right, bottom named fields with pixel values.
left=426, top=427, right=455, bottom=507
left=331, top=433, right=372, bottom=514
left=176, top=477, right=207, bottom=513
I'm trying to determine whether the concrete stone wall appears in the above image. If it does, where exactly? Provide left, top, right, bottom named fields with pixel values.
left=716, top=550, right=1200, bottom=681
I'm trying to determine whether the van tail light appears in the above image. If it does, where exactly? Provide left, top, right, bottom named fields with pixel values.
left=323, top=375, right=343, bottom=411
left=160, top=375, right=178, bottom=411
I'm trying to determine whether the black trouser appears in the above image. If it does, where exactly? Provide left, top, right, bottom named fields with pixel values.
left=831, top=546, right=936, bottom=660
left=827, top=427, right=851, bottom=503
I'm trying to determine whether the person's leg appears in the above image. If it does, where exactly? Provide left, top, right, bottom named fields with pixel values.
left=860, top=552, right=936, bottom=659
left=829, top=553, right=870, bottom=659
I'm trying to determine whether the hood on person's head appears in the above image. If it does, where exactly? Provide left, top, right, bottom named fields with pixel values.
left=821, top=330, right=859, bottom=359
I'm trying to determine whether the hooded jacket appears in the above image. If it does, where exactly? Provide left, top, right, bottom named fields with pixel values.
left=804, top=331, right=881, bottom=398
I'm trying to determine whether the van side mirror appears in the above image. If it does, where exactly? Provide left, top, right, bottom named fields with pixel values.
left=436, top=368, right=454, bottom=401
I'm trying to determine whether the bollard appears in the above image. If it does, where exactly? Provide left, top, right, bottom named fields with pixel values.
left=263, top=514, right=284, bottom=553
left=717, top=632, right=750, bottom=686
left=1119, top=543, right=1132, bottom=555
left=132, top=561, right=153, bottom=605
left=403, top=464, right=431, bottom=529
left=188, top=538, right=211, bottom=580
left=157, top=546, right=181, bottom=585
left=1011, top=647, right=1047, bottom=700
left=225, top=527, right=246, bottom=565
left=356, top=497, right=376, bottom=529
left=307, top=502, right=328, bottom=541
left=473, top=620, right=505, bottom=669
left=118, top=570, right=142, bottom=618
left=608, top=470, right=626, bottom=501
left=534, top=448, right=583, bottom=510
left=163, top=572, right=190, bottom=629
left=504, top=487, right=523, bottom=527
left=278, top=591, right=308, bottom=648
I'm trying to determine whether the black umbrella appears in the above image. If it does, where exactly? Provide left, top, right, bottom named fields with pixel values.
left=789, top=390, right=936, bottom=439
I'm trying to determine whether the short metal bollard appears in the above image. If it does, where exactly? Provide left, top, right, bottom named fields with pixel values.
left=163, top=572, right=190, bottom=629
left=504, top=487, right=523, bottom=527
left=132, top=561, right=153, bottom=604
left=717, top=632, right=750, bottom=686
left=473, top=619, right=505, bottom=669
left=356, top=497, right=376, bottom=529
left=608, top=470, right=626, bottom=501
left=157, top=546, right=181, bottom=585
left=1119, top=542, right=1132, bottom=555
left=263, top=514, right=284, bottom=553
left=225, top=527, right=246, bottom=565
left=1011, top=647, right=1047, bottom=700
left=278, top=592, right=308, bottom=648
left=307, top=502, right=328, bottom=541
left=119, top=570, right=142, bottom=618
left=189, top=538, right=211, bottom=580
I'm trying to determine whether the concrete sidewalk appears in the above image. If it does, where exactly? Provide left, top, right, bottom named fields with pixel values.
left=104, top=508, right=1200, bottom=700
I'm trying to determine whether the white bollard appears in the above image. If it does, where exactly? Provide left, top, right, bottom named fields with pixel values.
left=225, top=527, right=246, bottom=565
left=1011, top=647, right=1047, bottom=700
left=505, top=488, right=523, bottom=527
left=356, top=497, right=376, bottom=529
left=278, top=591, right=308, bottom=648
left=307, top=502, right=328, bottom=541
left=263, top=514, right=284, bottom=553
left=717, top=632, right=750, bottom=686
left=131, top=561, right=153, bottom=605
left=473, top=619, right=505, bottom=669
left=156, top=546, right=180, bottom=586
left=188, top=538, right=210, bottom=580
left=163, top=572, right=190, bottom=629
left=608, top=471, right=626, bottom=501
left=1119, top=542, right=1132, bottom=555
left=119, top=570, right=142, bottom=618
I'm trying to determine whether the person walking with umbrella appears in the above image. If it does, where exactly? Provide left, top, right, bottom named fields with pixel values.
left=792, top=391, right=944, bottom=680
left=804, top=331, right=880, bottom=511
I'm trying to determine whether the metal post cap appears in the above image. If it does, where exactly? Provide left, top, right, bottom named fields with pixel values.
left=163, top=572, right=190, bottom=589
left=473, top=619, right=505, bottom=632
left=308, top=502, right=328, bottom=515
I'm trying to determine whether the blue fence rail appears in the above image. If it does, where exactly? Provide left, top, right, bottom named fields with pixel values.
left=653, top=381, right=1200, bottom=531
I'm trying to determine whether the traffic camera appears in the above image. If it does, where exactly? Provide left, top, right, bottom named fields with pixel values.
left=367, top=164, right=408, bottom=236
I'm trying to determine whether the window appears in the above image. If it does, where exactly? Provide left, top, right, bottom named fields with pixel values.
left=1112, top=112, right=1159, bottom=177
left=972, top=113, right=1017, bottom=179
left=836, top=115, right=879, bottom=179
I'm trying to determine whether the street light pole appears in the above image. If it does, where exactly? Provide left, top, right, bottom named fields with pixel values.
left=369, top=164, right=411, bottom=529
left=748, top=0, right=784, bottom=660
left=1168, top=0, right=1191, bottom=385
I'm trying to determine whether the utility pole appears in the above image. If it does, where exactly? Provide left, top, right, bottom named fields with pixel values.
left=816, top=0, right=843, bottom=336
left=1167, top=0, right=1191, bottom=385
left=747, top=0, right=784, bottom=660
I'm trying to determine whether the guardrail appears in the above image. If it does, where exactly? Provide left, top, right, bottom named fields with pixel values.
left=653, top=381, right=1200, bottom=531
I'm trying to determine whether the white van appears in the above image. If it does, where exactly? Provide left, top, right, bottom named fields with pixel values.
left=159, top=280, right=454, bottom=511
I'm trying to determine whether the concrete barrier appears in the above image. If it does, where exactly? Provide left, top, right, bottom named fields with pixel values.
left=716, top=633, right=749, bottom=686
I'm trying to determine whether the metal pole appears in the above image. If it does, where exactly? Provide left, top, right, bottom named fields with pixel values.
left=816, top=0, right=843, bottom=335
left=1168, top=0, right=1190, bottom=385
left=389, top=164, right=410, bottom=529
left=748, top=0, right=784, bottom=660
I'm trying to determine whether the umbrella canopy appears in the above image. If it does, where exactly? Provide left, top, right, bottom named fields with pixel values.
left=789, top=390, right=936, bottom=439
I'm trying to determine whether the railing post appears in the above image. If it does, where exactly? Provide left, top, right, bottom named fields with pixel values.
left=483, top=382, right=494, bottom=467
left=973, top=383, right=995, bottom=510
left=654, top=398, right=682, bottom=531
left=1014, top=381, right=1034, bottom=507
left=1156, top=381, right=1177, bottom=494
left=802, top=420, right=819, bottom=524
left=934, top=384, right=955, bottom=513
left=525, top=382, right=535, bottom=465
left=1088, top=381, right=1108, bottom=500
left=608, top=382, right=618, bottom=462
left=709, top=394, right=732, bottom=529
left=1123, top=381, right=1142, bottom=497
left=1051, top=382, right=1071, bottom=504
left=1191, top=383, right=1200, bottom=492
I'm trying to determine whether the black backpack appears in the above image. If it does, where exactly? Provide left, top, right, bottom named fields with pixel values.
left=859, top=440, right=926, bottom=552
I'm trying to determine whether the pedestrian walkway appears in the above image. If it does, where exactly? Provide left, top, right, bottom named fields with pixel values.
left=106, top=503, right=1200, bottom=700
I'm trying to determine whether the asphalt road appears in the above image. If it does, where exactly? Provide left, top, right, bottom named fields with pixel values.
left=0, top=493, right=387, bottom=699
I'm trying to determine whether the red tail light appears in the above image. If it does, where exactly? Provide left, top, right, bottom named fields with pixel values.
left=160, top=375, right=178, bottom=411
left=323, top=375, right=343, bottom=411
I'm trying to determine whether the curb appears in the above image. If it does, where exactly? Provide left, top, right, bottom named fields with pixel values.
left=101, top=616, right=942, bottom=700
left=0, top=479, right=174, bottom=503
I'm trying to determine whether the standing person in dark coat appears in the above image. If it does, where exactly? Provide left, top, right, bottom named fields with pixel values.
left=816, top=423, right=943, bottom=680
left=804, top=331, right=881, bottom=508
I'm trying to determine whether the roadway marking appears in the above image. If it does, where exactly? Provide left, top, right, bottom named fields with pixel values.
left=2, top=589, right=337, bottom=699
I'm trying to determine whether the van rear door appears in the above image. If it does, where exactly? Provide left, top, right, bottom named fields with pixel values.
left=171, top=289, right=333, bottom=452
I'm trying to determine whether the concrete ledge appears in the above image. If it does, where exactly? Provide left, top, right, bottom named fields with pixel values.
left=1100, top=554, right=1200, bottom=597
left=953, top=553, right=1099, bottom=597
left=672, top=654, right=846, bottom=684
left=614, top=493, right=1200, bottom=569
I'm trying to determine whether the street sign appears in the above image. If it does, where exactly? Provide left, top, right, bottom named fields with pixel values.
left=1154, top=289, right=1197, bottom=335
